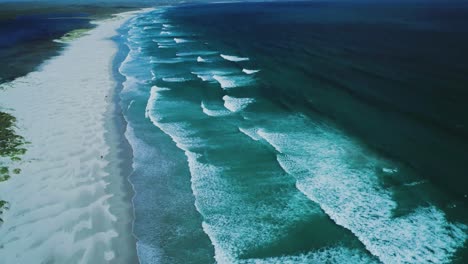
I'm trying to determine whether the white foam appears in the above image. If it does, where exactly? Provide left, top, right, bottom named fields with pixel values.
left=256, top=115, right=468, bottom=264
left=191, top=72, right=213, bottom=82
left=145, top=86, right=170, bottom=119
left=192, top=69, right=236, bottom=76
left=257, top=129, right=283, bottom=154
left=188, top=155, right=318, bottom=264
left=177, top=51, right=218, bottom=57
left=200, top=101, right=230, bottom=117
left=213, top=75, right=236, bottom=89
left=238, top=127, right=261, bottom=141
left=213, top=75, right=254, bottom=90
left=144, top=90, right=203, bottom=151
left=136, top=241, right=163, bottom=264
left=118, top=49, right=136, bottom=76
left=222, top=95, right=255, bottom=112
left=104, top=251, right=115, bottom=261
left=162, top=77, right=192, bottom=82
left=150, top=57, right=188, bottom=64
left=191, top=70, right=236, bottom=83
left=238, top=247, right=378, bottom=264
left=242, top=69, right=260, bottom=74
left=382, top=167, right=398, bottom=174
left=157, top=45, right=173, bottom=49
left=127, top=38, right=142, bottom=46
left=174, top=38, right=191, bottom=44
left=220, top=54, right=250, bottom=62
left=404, top=180, right=427, bottom=187
left=153, top=38, right=174, bottom=44
left=127, top=100, right=135, bottom=110
left=197, top=56, right=207, bottom=63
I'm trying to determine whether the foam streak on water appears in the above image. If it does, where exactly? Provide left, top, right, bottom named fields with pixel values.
left=222, top=95, right=255, bottom=112
left=162, top=76, right=192, bottom=82
left=174, top=38, right=191, bottom=43
left=177, top=51, right=218, bottom=57
left=213, top=74, right=254, bottom=89
left=145, top=86, right=170, bottom=119
left=237, top=247, right=377, bottom=264
left=220, top=54, right=250, bottom=62
left=242, top=69, right=260, bottom=74
left=238, top=127, right=261, bottom=141
left=255, top=115, right=468, bottom=263
left=201, top=101, right=231, bottom=117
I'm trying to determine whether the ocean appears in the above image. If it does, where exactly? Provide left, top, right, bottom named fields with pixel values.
left=117, top=2, right=468, bottom=263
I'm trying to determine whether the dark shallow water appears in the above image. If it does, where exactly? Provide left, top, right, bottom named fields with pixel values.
left=0, top=12, right=93, bottom=82
left=118, top=2, right=468, bottom=263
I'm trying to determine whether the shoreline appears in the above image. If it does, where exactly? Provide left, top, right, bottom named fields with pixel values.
left=108, top=18, right=140, bottom=263
left=0, top=9, right=146, bottom=263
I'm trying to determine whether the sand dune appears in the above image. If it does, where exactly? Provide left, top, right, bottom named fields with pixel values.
left=0, top=10, right=144, bottom=264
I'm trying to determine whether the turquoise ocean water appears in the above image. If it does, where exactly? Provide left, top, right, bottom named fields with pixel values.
left=117, top=2, right=468, bottom=263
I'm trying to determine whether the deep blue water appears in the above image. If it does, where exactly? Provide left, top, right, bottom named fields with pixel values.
left=118, top=2, right=468, bottom=263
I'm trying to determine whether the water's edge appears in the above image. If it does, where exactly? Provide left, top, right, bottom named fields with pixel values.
left=108, top=19, right=140, bottom=263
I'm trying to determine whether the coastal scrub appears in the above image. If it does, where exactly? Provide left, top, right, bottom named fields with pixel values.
left=54, top=28, right=92, bottom=43
left=0, top=111, right=26, bottom=222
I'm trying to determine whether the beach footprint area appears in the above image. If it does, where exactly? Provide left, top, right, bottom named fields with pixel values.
left=0, top=11, right=143, bottom=263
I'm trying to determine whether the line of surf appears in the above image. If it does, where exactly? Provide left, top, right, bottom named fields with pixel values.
left=254, top=115, right=468, bottom=264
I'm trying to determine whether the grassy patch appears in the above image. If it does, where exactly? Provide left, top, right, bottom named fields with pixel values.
left=0, top=112, right=27, bottom=159
left=0, top=111, right=27, bottom=222
left=0, top=200, right=8, bottom=223
left=55, top=28, right=92, bottom=43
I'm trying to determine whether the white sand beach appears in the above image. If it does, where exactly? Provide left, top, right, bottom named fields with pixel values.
left=0, top=10, right=144, bottom=263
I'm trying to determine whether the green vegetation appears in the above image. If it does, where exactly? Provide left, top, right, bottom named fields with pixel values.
left=0, top=111, right=27, bottom=222
left=0, top=166, right=10, bottom=182
left=0, top=112, right=26, bottom=159
left=0, top=200, right=8, bottom=223
left=55, top=28, right=91, bottom=43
